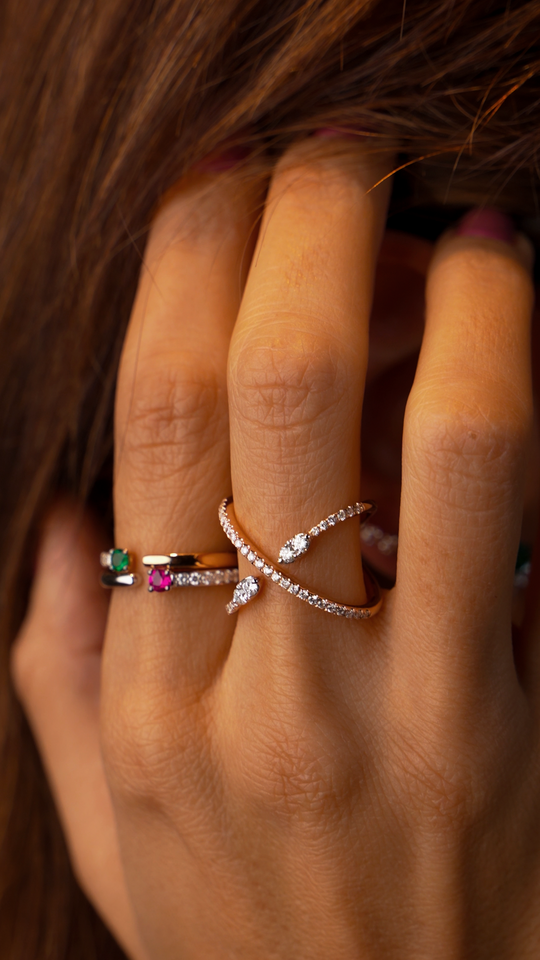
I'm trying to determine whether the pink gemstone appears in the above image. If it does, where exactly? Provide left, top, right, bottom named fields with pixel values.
left=148, top=568, right=172, bottom=592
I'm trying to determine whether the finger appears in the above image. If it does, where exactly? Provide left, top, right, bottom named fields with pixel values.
left=10, top=502, right=148, bottom=960
left=228, top=137, right=392, bottom=620
left=109, top=159, right=264, bottom=688
left=396, top=214, right=535, bottom=678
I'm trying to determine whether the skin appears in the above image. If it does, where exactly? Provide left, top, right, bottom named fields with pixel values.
left=10, top=137, right=540, bottom=959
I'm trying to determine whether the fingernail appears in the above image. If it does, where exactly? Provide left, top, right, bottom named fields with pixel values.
left=312, top=127, right=369, bottom=140
left=195, top=145, right=251, bottom=173
left=455, top=208, right=516, bottom=244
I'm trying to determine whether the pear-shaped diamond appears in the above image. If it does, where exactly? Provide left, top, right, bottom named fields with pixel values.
left=232, top=576, right=260, bottom=606
left=278, top=532, right=310, bottom=564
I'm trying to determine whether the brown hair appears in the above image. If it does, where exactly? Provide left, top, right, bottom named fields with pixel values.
left=1, top=0, right=539, bottom=955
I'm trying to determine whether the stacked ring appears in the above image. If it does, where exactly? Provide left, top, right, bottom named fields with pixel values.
left=142, top=552, right=238, bottom=593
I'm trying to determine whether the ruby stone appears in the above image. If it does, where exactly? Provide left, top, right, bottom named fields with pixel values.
left=148, top=568, right=172, bottom=592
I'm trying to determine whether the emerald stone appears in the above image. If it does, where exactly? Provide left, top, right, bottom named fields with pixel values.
left=111, top=549, right=129, bottom=572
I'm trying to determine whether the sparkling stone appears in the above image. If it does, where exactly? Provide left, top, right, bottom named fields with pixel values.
left=232, top=576, right=260, bottom=607
left=148, top=568, right=172, bottom=592
left=338, top=510, right=346, bottom=521
left=189, top=572, right=202, bottom=585
left=241, top=545, right=249, bottom=556
left=288, top=583, right=300, bottom=595
left=308, top=594, right=318, bottom=605
left=234, top=538, right=243, bottom=549
left=263, top=565, right=273, bottom=577
left=280, top=578, right=290, bottom=589
left=271, top=571, right=281, bottom=583
left=317, top=598, right=326, bottom=608
left=247, top=551, right=256, bottom=562
left=309, top=526, right=320, bottom=537
left=319, top=520, right=328, bottom=531
left=327, top=515, right=338, bottom=526
left=255, top=558, right=265, bottom=569
left=111, top=548, right=129, bottom=572
left=298, top=589, right=309, bottom=600
left=278, top=532, right=310, bottom=564
left=346, top=505, right=355, bottom=517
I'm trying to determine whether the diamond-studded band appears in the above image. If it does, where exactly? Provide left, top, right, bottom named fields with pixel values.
left=142, top=553, right=239, bottom=593
left=219, top=498, right=382, bottom=620
left=277, top=500, right=376, bottom=565
left=146, top=566, right=239, bottom=592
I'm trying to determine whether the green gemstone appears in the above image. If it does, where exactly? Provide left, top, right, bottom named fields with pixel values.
left=111, top=549, right=129, bottom=572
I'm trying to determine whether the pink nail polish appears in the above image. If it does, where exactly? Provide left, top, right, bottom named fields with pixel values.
left=195, top=145, right=251, bottom=173
left=312, top=127, right=369, bottom=140
left=455, top=208, right=515, bottom=244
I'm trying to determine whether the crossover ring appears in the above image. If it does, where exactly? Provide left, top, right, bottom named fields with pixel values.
left=219, top=498, right=382, bottom=619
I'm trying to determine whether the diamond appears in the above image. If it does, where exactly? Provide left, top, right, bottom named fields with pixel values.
left=319, top=520, right=328, bottom=531
left=308, top=594, right=318, bottom=605
left=247, top=551, right=256, bottom=562
left=298, top=589, right=309, bottom=600
left=309, top=526, right=320, bottom=537
left=278, top=532, right=310, bottom=564
left=263, top=565, right=273, bottom=577
left=241, top=545, right=249, bottom=556
left=346, top=505, right=355, bottom=517
left=232, top=576, right=260, bottom=607
left=280, top=578, right=290, bottom=589
left=235, top=539, right=243, bottom=549
left=327, top=515, right=337, bottom=526
left=288, top=583, right=300, bottom=595
left=338, top=510, right=346, bottom=521
left=271, top=572, right=281, bottom=583
left=255, top=558, right=265, bottom=569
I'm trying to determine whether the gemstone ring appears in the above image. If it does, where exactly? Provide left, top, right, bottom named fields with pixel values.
left=142, top=552, right=239, bottom=593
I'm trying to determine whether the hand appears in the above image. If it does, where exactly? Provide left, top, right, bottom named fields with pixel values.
left=12, top=136, right=540, bottom=959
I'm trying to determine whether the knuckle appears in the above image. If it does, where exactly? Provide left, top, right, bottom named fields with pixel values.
left=230, top=330, right=350, bottom=430
left=230, top=707, right=353, bottom=825
left=405, top=387, right=530, bottom=495
left=122, top=359, right=226, bottom=477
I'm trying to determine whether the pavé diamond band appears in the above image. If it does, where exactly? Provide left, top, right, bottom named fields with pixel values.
left=142, top=552, right=238, bottom=593
left=277, top=500, right=376, bottom=564
left=219, top=498, right=382, bottom=619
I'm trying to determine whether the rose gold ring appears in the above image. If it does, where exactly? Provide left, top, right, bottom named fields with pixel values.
left=219, top=498, right=382, bottom=620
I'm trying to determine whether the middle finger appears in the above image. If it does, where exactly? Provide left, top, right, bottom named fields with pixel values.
left=228, top=137, right=391, bottom=621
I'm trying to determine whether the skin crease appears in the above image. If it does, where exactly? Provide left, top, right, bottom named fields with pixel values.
left=10, top=137, right=540, bottom=959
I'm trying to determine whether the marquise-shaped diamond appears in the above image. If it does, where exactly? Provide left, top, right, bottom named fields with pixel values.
left=278, top=532, right=310, bottom=564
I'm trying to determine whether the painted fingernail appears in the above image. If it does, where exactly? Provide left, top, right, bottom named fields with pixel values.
left=455, top=208, right=515, bottom=244
left=195, top=145, right=252, bottom=173
left=312, top=127, right=369, bottom=140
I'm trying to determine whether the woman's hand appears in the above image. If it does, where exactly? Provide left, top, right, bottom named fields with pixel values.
left=11, top=137, right=540, bottom=959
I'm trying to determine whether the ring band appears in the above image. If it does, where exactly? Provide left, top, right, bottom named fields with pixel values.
left=278, top=500, right=376, bottom=564
left=101, top=571, right=140, bottom=588
left=147, top=567, right=239, bottom=592
left=142, top=552, right=239, bottom=593
left=219, top=498, right=382, bottom=619
left=142, top=552, right=237, bottom=569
